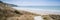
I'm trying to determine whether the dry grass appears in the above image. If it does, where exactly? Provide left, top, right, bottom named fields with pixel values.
left=42, top=15, right=53, bottom=20
left=6, top=15, right=35, bottom=20
left=49, top=14, right=60, bottom=20
left=41, top=14, right=60, bottom=20
left=0, top=2, right=40, bottom=20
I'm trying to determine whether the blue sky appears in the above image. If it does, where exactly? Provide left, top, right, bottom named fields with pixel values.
left=1, top=0, right=60, bottom=6
left=1, top=0, right=60, bottom=11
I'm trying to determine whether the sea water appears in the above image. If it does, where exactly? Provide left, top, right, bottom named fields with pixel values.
left=12, top=6, right=60, bottom=15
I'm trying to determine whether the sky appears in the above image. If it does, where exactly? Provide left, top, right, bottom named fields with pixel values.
left=1, top=0, right=60, bottom=11
left=1, top=0, right=60, bottom=6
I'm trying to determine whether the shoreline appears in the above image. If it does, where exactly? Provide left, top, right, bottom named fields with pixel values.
left=12, top=7, right=60, bottom=15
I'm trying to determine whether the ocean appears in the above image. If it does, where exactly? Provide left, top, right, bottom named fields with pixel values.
left=12, top=6, right=60, bottom=15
